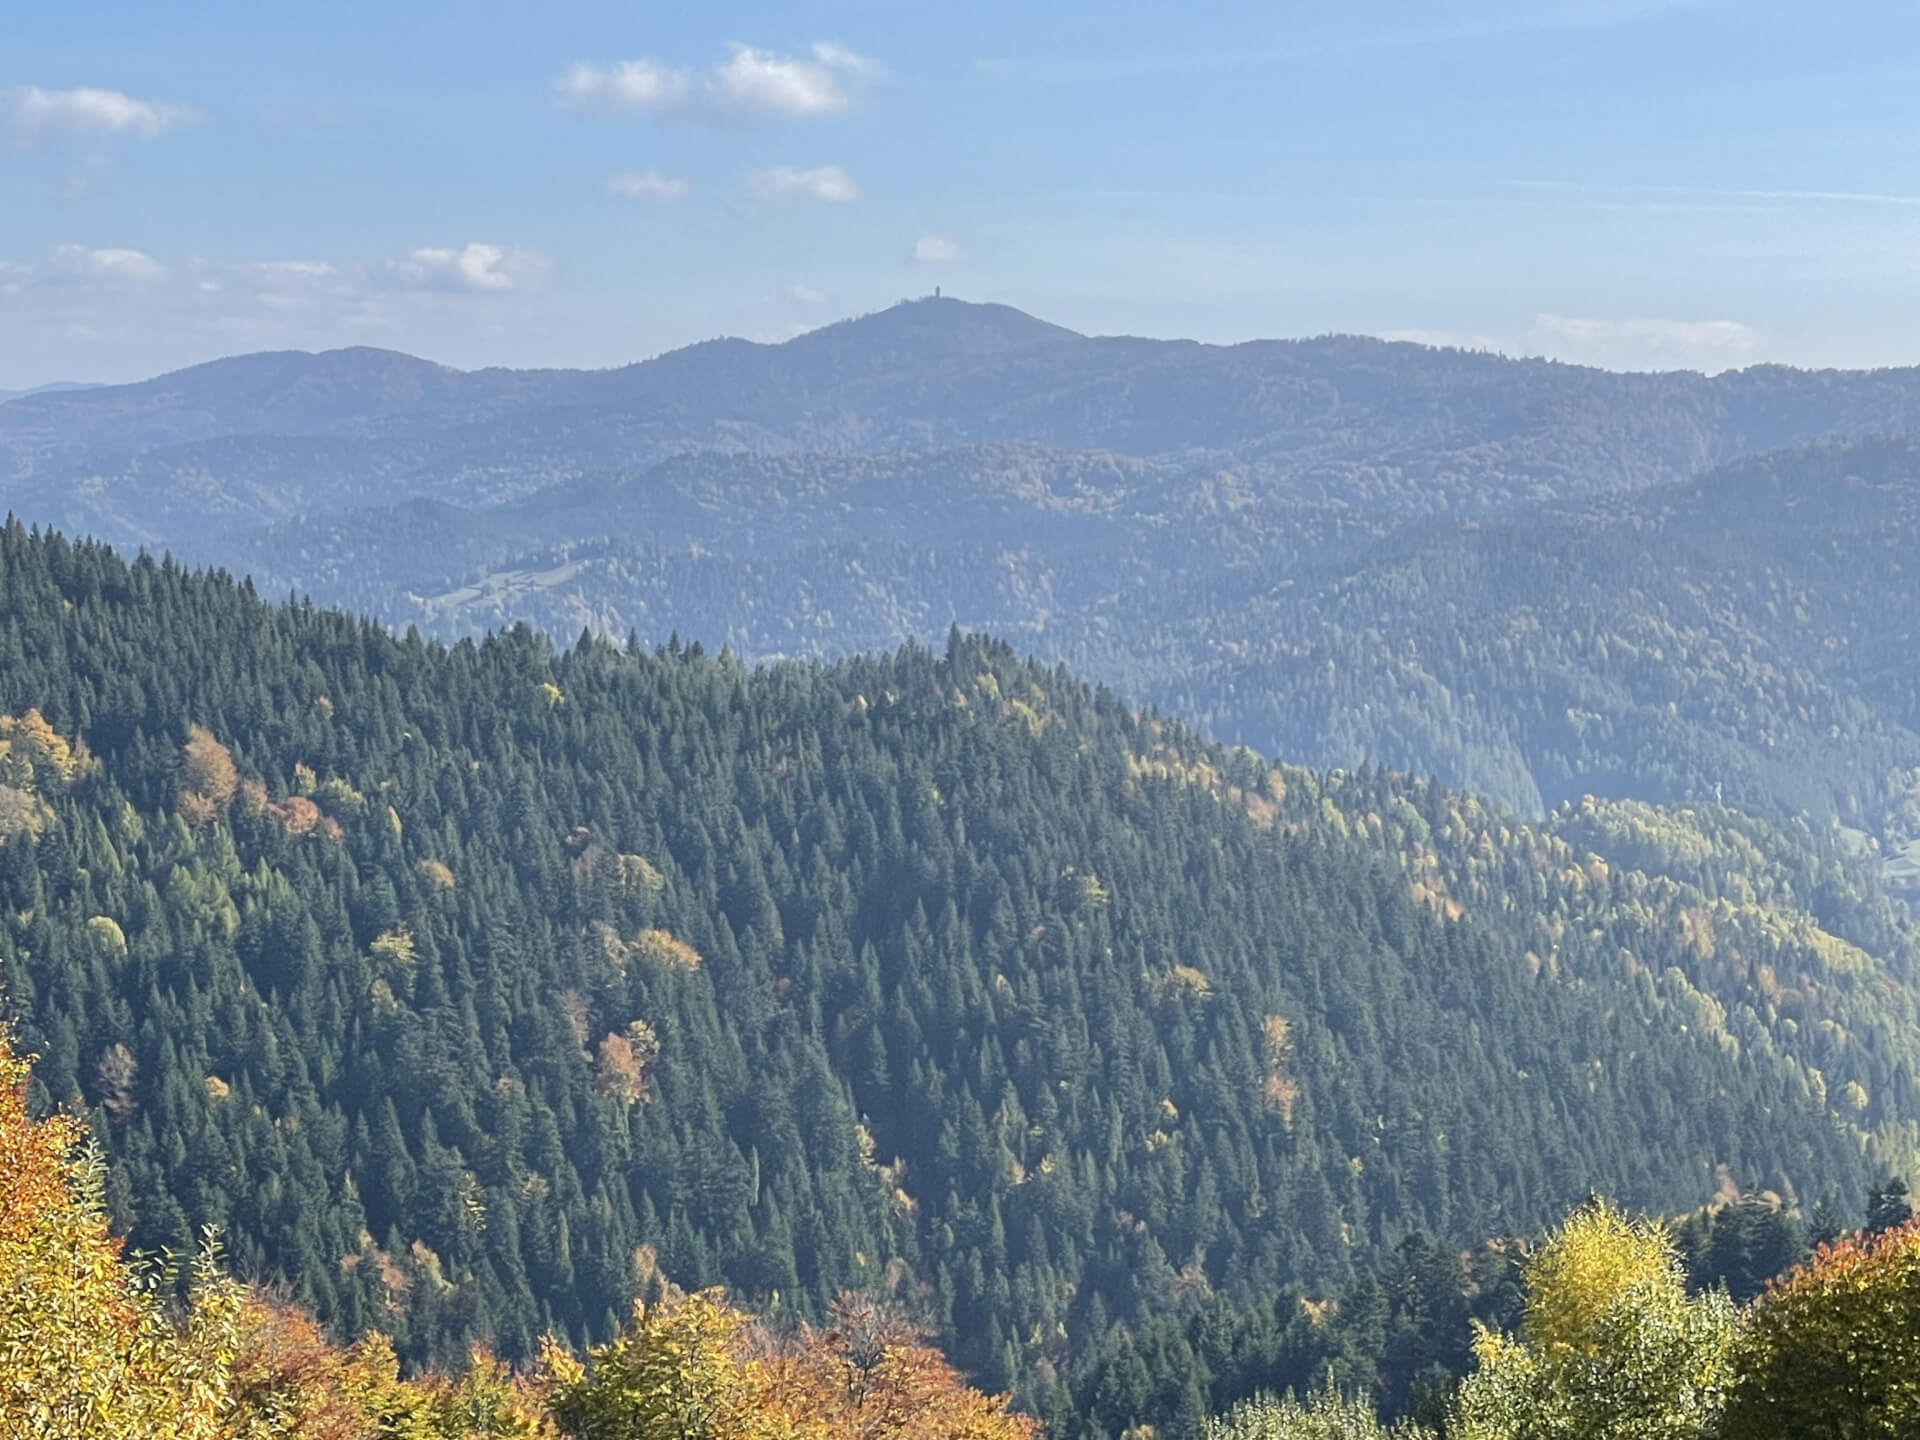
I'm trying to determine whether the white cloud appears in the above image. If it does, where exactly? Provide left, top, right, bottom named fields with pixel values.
left=6, top=242, right=542, bottom=305
left=558, top=41, right=882, bottom=127
left=910, top=234, right=966, bottom=264
left=1530, top=313, right=1759, bottom=371
left=712, top=42, right=867, bottom=116
left=607, top=169, right=689, bottom=200
left=388, top=243, right=544, bottom=293
left=558, top=59, right=691, bottom=111
left=806, top=42, right=887, bottom=81
left=785, top=283, right=828, bottom=305
left=1380, top=314, right=1761, bottom=372
left=50, top=245, right=167, bottom=282
left=1, top=241, right=547, bottom=327
left=745, top=164, right=859, bottom=203
left=5, top=85, right=197, bottom=145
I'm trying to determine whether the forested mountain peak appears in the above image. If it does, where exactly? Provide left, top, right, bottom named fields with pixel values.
left=781, top=296, right=1086, bottom=358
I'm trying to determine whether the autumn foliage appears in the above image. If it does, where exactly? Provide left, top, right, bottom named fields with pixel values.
left=545, top=1289, right=1036, bottom=1440
left=0, top=1016, right=1032, bottom=1440
left=756, top=1293, right=1040, bottom=1440
left=1720, top=1217, right=1920, bottom=1440
left=1450, top=1199, right=1736, bottom=1440
left=0, top=1020, right=244, bottom=1440
left=180, top=724, right=239, bottom=827
left=221, top=1298, right=553, bottom=1439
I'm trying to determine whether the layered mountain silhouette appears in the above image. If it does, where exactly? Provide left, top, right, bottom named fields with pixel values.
left=12, top=298, right=1920, bottom=862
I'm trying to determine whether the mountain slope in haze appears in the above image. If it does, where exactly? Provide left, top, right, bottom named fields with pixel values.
left=1, top=525, right=1915, bottom=1401
left=186, top=431, right=1920, bottom=865
left=1175, top=434, right=1920, bottom=843
left=21, top=298, right=1920, bottom=546
left=0, top=381, right=102, bottom=404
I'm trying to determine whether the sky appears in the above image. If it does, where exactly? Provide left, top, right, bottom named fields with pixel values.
left=7, top=0, right=1920, bottom=387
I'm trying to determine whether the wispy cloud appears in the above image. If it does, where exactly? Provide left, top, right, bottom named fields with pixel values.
left=745, top=164, right=859, bottom=203
left=6, top=242, right=544, bottom=306
left=558, top=41, right=883, bottom=128
left=5, top=85, right=198, bottom=146
left=785, top=283, right=828, bottom=305
left=607, top=169, right=689, bottom=200
left=978, top=1, right=1696, bottom=82
left=910, top=235, right=966, bottom=264
left=1507, top=179, right=1920, bottom=211
left=49, top=244, right=169, bottom=282
left=0, top=240, right=556, bottom=379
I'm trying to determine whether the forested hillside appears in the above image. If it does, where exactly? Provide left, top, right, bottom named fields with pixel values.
left=2, top=524, right=1915, bottom=1412
left=1145, top=434, right=1920, bottom=837
left=187, top=432, right=1920, bottom=867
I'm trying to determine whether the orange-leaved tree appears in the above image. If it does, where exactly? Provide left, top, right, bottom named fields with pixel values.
left=1720, top=1216, right=1920, bottom=1440
left=755, top=1293, right=1038, bottom=1440
left=220, top=1295, right=554, bottom=1439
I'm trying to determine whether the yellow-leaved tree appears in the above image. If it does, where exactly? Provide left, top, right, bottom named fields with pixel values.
left=1205, top=1382, right=1432, bottom=1440
left=1450, top=1199, right=1736, bottom=1440
left=0, top=1022, right=245, bottom=1440
left=543, top=1288, right=779, bottom=1440
left=544, top=1288, right=1036, bottom=1440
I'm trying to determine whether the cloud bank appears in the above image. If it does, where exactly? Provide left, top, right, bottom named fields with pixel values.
left=1387, top=313, right=1760, bottom=372
left=1532, top=313, right=1758, bottom=370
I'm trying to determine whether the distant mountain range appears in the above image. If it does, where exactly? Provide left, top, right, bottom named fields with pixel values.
left=0, top=380, right=100, bottom=404
left=12, top=299, right=1920, bottom=872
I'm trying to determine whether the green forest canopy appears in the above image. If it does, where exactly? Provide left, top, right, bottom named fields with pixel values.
left=0, top=520, right=1915, bottom=1417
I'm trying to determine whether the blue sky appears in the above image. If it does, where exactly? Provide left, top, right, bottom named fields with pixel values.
left=6, top=0, right=1920, bottom=386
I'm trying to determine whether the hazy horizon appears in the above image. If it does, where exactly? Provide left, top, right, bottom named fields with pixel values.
left=12, top=1, right=1920, bottom=388
left=17, top=291, right=1920, bottom=396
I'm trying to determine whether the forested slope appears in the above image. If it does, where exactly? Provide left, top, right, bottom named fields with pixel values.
left=0, top=523, right=1914, bottom=1407
left=192, top=433, right=1920, bottom=855
left=1173, top=434, right=1920, bottom=834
